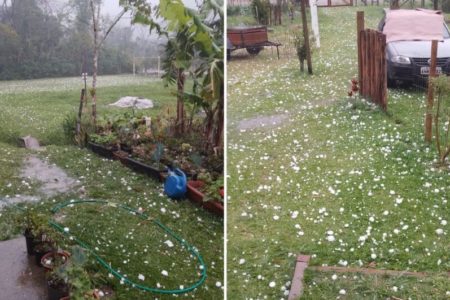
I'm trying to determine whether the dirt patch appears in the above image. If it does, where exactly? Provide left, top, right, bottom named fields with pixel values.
left=237, top=113, right=290, bottom=131
left=20, top=156, right=78, bottom=198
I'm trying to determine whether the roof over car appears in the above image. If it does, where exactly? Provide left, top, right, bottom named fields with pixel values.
left=383, top=9, right=444, bottom=43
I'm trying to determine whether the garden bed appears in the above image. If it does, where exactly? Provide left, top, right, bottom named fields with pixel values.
left=87, top=135, right=223, bottom=217
left=186, top=180, right=224, bottom=217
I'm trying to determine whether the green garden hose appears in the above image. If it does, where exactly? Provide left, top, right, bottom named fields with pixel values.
left=49, top=199, right=207, bottom=295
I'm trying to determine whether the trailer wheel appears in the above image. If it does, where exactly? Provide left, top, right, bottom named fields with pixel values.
left=246, top=47, right=263, bottom=55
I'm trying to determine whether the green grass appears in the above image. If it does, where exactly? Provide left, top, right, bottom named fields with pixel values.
left=227, top=6, right=450, bottom=299
left=0, top=75, right=223, bottom=299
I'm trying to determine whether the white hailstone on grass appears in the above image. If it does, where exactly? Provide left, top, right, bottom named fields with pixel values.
left=338, top=260, right=348, bottom=266
left=164, top=240, right=174, bottom=248
left=63, top=227, right=69, bottom=233
left=326, top=235, right=336, bottom=242
left=273, top=215, right=280, bottom=220
left=395, top=197, right=403, bottom=204
left=441, top=220, right=447, bottom=226
left=339, top=289, right=346, bottom=295
left=436, top=228, right=444, bottom=235
left=161, top=208, right=166, bottom=213
left=138, top=274, right=145, bottom=281
left=369, top=216, right=375, bottom=222
left=239, top=258, right=246, bottom=265
left=331, top=274, right=338, bottom=280
left=383, top=210, right=389, bottom=216
left=216, top=281, right=222, bottom=287
left=392, top=286, right=398, bottom=292
left=291, top=211, right=299, bottom=219
left=161, top=270, right=168, bottom=276
left=98, top=290, right=105, bottom=297
left=371, top=253, right=377, bottom=259
left=269, top=281, right=276, bottom=288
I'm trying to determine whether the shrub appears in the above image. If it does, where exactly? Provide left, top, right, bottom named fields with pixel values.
left=251, top=0, right=271, bottom=25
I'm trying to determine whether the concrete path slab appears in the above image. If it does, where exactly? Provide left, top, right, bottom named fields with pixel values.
left=0, top=237, right=46, bottom=300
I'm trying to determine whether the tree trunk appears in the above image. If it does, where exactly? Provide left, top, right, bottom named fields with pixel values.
left=90, top=0, right=99, bottom=127
left=214, top=83, right=224, bottom=149
left=300, top=0, right=313, bottom=74
left=176, top=68, right=185, bottom=134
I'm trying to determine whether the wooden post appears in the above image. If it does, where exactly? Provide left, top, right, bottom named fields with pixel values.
left=310, top=0, right=320, bottom=48
left=357, top=11, right=364, bottom=93
left=425, top=40, right=438, bottom=143
left=300, top=0, right=313, bottom=74
left=76, top=89, right=85, bottom=137
left=380, top=33, right=387, bottom=110
left=390, top=0, right=399, bottom=9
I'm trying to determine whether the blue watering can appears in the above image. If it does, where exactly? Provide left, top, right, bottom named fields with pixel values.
left=164, top=167, right=187, bottom=199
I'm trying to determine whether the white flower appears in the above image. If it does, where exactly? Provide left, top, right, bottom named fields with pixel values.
left=269, top=281, right=276, bottom=288
left=339, top=289, right=346, bottom=295
left=161, top=270, right=168, bottom=276
left=138, top=274, right=145, bottom=281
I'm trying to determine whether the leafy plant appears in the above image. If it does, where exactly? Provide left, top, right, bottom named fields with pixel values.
left=251, top=0, right=271, bottom=25
left=203, top=176, right=224, bottom=203
left=89, top=133, right=118, bottom=146
left=49, top=246, right=94, bottom=300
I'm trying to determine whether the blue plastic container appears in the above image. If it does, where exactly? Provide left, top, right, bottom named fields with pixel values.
left=164, top=167, right=187, bottom=199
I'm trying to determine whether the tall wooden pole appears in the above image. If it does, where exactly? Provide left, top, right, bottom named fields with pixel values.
left=357, top=11, right=364, bottom=93
left=300, top=0, right=313, bottom=74
left=425, top=40, right=438, bottom=143
left=310, top=0, right=320, bottom=48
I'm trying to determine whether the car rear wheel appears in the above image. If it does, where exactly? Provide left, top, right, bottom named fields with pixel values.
left=246, top=47, right=263, bottom=55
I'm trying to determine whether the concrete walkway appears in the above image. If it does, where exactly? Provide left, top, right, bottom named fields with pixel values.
left=0, top=237, right=46, bottom=300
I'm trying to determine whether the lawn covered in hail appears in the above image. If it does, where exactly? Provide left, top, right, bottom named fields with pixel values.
left=227, top=6, right=449, bottom=299
left=0, top=75, right=223, bottom=299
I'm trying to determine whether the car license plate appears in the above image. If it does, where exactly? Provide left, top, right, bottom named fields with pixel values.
left=421, top=66, right=442, bottom=75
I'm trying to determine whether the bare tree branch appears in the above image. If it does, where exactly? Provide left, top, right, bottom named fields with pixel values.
left=100, top=8, right=126, bottom=46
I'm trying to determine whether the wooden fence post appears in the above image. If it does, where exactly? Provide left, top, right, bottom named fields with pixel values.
left=357, top=12, right=364, bottom=92
left=425, top=40, right=438, bottom=143
left=301, top=0, right=313, bottom=74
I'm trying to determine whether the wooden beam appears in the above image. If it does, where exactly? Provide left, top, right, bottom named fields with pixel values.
left=357, top=12, right=364, bottom=94
left=425, top=40, right=438, bottom=143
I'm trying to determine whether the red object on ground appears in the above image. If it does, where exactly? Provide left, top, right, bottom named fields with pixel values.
left=186, top=180, right=224, bottom=217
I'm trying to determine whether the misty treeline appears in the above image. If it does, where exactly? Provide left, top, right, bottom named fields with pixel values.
left=0, top=0, right=161, bottom=80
